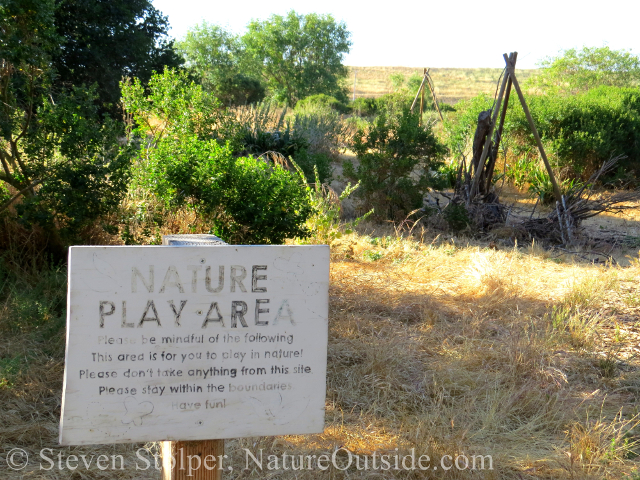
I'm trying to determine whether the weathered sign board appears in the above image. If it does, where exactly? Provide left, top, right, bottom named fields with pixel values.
left=59, top=245, right=329, bottom=445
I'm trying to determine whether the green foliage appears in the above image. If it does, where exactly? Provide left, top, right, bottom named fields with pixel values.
left=363, top=250, right=384, bottom=261
left=121, top=68, right=236, bottom=146
left=176, top=22, right=264, bottom=106
left=292, top=151, right=333, bottom=186
left=296, top=94, right=350, bottom=114
left=389, top=73, right=406, bottom=92
left=344, top=106, right=447, bottom=220
left=351, top=97, right=378, bottom=117
left=0, top=0, right=179, bottom=251
left=375, top=92, right=413, bottom=113
left=52, top=0, right=183, bottom=115
left=295, top=164, right=371, bottom=244
left=442, top=202, right=470, bottom=232
left=241, top=123, right=308, bottom=159
left=0, top=257, right=66, bottom=336
left=123, top=70, right=314, bottom=244
left=233, top=100, right=343, bottom=184
left=529, top=46, right=640, bottom=94
left=506, top=86, right=640, bottom=180
left=442, top=94, right=493, bottom=159
left=243, top=10, right=351, bottom=105
left=1, top=66, right=133, bottom=246
left=140, top=135, right=314, bottom=245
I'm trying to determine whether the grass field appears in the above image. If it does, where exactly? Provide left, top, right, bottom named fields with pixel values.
left=346, top=66, right=539, bottom=104
left=1, top=211, right=640, bottom=478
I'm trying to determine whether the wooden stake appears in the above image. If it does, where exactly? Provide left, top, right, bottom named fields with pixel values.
left=410, top=72, right=428, bottom=112
left=484, top=53, right=516, bottom=192
left=160, top=234, right=227, bottom=480
left=419, top=68, right=426, bottom=126
left=161, top=440, right=224, bottom=480
left=504, top=54, right=562, bottom=203
left=468, top=53, right=512, bottom=203
left=426, top=73, right=444, bottom=122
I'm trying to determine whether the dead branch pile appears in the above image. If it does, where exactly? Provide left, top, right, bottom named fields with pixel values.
left=521, top=156, right=639, bottom=244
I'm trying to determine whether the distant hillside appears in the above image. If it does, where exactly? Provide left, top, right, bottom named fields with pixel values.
left=345, top=66, right=539, bottom=104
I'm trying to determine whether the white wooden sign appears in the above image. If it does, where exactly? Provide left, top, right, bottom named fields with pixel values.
left=59, top=245, right=329, bottom=445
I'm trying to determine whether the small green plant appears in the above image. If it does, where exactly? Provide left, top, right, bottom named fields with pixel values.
left=351, top=97, right=378, bottom=117
left=362, top=250, right=384, bottom=261
left=547, top=305, right=599, bottom=349
left=597, top=353, right=618, bottom=378
left=296, top=94, right=350, bottom=114
left=442, top=202, right=470, bottom=232
left=295, top=164, right=372, bottom=244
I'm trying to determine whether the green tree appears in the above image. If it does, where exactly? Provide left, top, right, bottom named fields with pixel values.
left=1, top=0, right=134, bottom=255
left=176, top=22, right=264, bottom=106
left=243, top=11, right=351, bottom=105
left=52, top=0, right=183, bottom=114
left=528, top=46, right=640, bottom=94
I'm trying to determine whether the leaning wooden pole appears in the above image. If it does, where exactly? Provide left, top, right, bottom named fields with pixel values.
left=410, top=72, right=428, bottom=112
left=468, top=53, right=512, bottom=203
left=426, top=72, right=444, bottom=122
left=419, top=69, right=426, bottom=126
left=484, top=53, right=516, bottom=192
left=503, top=53, right=562, bottom=203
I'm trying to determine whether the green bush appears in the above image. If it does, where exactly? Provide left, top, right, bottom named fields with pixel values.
left=142, top=135, right=314, bottom=244
left=351, top=97, right=378, bottom=117
left=343, top=105, right=447, bottom=220
left=4, top=85, right=134, bottom=247
left=506, top=86, right=640, bottom=181
left=442, top=94, right=493, bottom=159
left=296, top=94, right=350, bottom=114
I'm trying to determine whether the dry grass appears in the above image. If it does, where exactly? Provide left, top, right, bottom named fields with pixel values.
left=2, top=218, right=640, bottom=478
left=346, top=66, right=539, bottom=104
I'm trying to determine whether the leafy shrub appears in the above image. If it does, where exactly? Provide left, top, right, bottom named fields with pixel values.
left=506, top=86, right=640, bottom=180
left=375, top=92, right=413, bottom=113
left=5, top=85, right=133, bottom=246
left=351, top=97, right=378, bottom=117
left=442, top=94, right=493, bottom=159
left=296, top=94, right=350, bottom=114
left=292, top=151, right=333, bottom=186
left=442, top=202, right=470, bottom=232
left=241, top=124, right=309, bottom=159
left=295, top=164, right=371, bottom=244
left=231, top=101, right=340, bottom=184
left=141, top=135, right=314, bottom=244
left=216, top=73, right=265, bottom=106
left=343, top=105, right=447, bottom=220
left=122, top=67, right=242, bottom=153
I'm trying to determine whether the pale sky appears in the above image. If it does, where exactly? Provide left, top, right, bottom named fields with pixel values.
left=153, top=0, right=640, bottom=69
